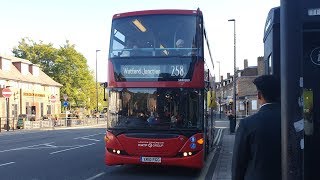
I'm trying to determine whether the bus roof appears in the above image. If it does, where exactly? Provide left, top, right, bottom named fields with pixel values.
left=263, top=7, right=280, bottom=42
left=113, top=9, right=202, bottom=19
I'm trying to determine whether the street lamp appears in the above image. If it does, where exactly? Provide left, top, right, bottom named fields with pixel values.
left=216, top=61, right=221, bottom=119
left=96, top=50, right=101, bottom=113
left=228, top=19, right=236, bottom=122
left=216, top=61, right=221, bottom=82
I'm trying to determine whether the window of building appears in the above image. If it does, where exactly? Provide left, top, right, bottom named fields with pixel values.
left=2, top=58, right=11, bottom=71
left=34, top=84, right=41, bottom=90
left=252, top=100, right=257, bottom=110
left=47, top=105, right=51, bottom=115
left=32, top=66, right=40, bottom=76
left=21, top=63, right=29, bottom=75
left=0, top=80, right=6, bottom=88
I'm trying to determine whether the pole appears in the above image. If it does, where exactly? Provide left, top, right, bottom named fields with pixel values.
left=219, top=97, right=221, bottom=119
left=280, top=0, right=303, bottom=179
left=6, top=98, right=9, bottom=131
left=228, top=19, right=237, bottom=121
left=96, top=50, right=100, bottom=114
left=217, top=61, right=221, bottom=119
left=65, top=105, right=67, bottom=126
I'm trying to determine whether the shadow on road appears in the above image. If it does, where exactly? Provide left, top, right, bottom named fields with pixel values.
left=104, top=164, right=201, bottom=180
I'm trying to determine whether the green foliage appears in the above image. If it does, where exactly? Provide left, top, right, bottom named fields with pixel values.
left=12, top=38, right=107, bottom=111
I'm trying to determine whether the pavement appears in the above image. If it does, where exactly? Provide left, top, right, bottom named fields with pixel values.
left=211, top=119, right=236, bottom=180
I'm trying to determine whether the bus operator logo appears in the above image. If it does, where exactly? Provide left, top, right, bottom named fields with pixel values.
left=310, top=47, right=320, bottom=66
left=138, top=141, right=164, bottom=148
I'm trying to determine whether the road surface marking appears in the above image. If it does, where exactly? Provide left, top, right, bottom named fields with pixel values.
left=0, top=142, right=55, bottom=153
left=214, top=126, right=228, bottom=129
left=74, top=133, right=104, bottom=140
left=79, top=137, right=100, bottom=142
left=50, top=143, right=95, bottom=154
left=197, top=147, right=218, bottom=180
left=213, top=129, right=223, bottom=145
left=197, top=129, right=224, bottom=180
left=215, top=129, right=223, bottom=146
left=0, top=162, right=15, bottom=167
left=86, top=172, right=106, bottom=180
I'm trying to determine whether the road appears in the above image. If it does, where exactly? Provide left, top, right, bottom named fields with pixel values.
left=0, top=123, right=227, bottom=180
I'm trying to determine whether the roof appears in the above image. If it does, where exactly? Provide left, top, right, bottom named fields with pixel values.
left=113, top=9, right=202, bottom=19
left=0, top=55, right=62, bottom=87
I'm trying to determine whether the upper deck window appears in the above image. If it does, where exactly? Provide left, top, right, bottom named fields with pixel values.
left=109, top=14, right=199, bottom=58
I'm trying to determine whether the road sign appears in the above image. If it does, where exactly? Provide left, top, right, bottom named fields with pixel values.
left=50, top=95, right=56, bottom=103
left=63, top=101, right=69, bottom=107
left=63, top=94, right=68, bottom=101
left=2, top=88, right=12, bottom=98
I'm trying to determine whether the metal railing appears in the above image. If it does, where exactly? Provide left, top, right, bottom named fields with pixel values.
left=0, top=116, right=107, bottom=133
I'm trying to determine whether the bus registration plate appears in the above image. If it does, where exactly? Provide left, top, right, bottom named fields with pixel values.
left=140, top=157, right=161, bottom=163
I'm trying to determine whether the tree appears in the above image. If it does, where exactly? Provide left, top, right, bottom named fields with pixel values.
left=12, top=38, right=106, bottom=111
left=12, top=38, right=57, bottom=75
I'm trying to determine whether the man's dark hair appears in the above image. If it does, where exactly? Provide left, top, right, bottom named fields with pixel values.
left=253, top=75, right=280, bottom=102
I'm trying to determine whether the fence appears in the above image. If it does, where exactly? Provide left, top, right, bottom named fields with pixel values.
left=0, top=116, right=107, bottom=132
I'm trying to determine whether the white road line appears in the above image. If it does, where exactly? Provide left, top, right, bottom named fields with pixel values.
left=214, top=126, right=228, bottom=129
left=0, top=142, right=55, bottom=153
left=49, top=143, right=95, bottom=155
left=80, top=137, right=100, bottom=142
left=214, top=129, right=223, bottom=146
left=198, top=129, right=224, bottom=180
left=213, top=129, right=222, bottom=145
left=197, top=148, right=217, bottom=180
left=0, top=162, right=16, bottom=167
left=44, top=144, right=58, bottom=148
left=85, top=172, right=106, bottom=180
left=74, top=133, right=104, bottom=140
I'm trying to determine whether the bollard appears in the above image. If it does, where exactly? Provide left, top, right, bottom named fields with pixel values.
left=229, top=115, right=236, bottom=133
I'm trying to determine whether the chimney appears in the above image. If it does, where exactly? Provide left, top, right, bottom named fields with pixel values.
left=244, top=59, right=248, bottom=69
left=220, top=75, right=223, bottom=82
left=257, top=56, right=265, bottom=75
left=227, top=73, right=230, bottom=79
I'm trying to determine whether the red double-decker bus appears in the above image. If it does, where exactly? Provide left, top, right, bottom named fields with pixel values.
left=105, top=9, right=215, bottom=169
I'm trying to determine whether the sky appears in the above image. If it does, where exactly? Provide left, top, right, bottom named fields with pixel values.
left=0, top=0, right=280, bottom=82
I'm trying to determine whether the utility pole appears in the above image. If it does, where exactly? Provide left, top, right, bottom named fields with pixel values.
left=217, top=61, right=221, bottom=119
left=96, top=50, right=101, bottom=114
left=280, top=0, right=303, bottom=179
left=228, top=19, right=237, bottom=122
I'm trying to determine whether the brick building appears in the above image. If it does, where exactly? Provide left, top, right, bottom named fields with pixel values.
left=0, top=55, right=62, bottom=121
left=216, top=57, right=265, bottom=117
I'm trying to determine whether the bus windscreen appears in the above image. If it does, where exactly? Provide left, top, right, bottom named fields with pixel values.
left=109, top=14, right=200, bottom=58
left=108, top=88, right=203, bottom=130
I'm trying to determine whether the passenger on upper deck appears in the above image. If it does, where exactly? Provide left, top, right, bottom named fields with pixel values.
left=120, top=40, right=138, bottom=57
left=175, top=39, right=196, bottom=56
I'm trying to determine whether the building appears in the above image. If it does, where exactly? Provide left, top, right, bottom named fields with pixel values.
left=216, top=57, right=265, bottom=117
left=0, top=55, right=62, bottom=120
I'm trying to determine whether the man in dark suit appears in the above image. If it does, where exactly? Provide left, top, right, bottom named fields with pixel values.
left=232, top=75, right=281, bottom=180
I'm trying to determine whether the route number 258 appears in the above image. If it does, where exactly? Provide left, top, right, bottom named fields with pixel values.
left=171, top=65, right=185, bottom=77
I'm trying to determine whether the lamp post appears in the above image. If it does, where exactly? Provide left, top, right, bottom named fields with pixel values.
left=216, top=61, right=221, bottom=82
left=96, top=50, right=101, bottom=114
left=216, top=61, right=221, bottom=119
left=228, top=19, right=236, bottom=123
